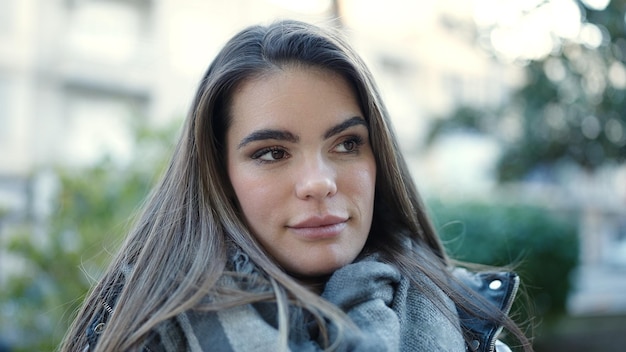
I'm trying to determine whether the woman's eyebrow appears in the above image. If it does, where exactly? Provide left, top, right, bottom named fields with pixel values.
left=237, top=129, right=299, bottom=149
left=237, top=116, right=366, bottom=149
left=323, top=116, right=367, bottom=139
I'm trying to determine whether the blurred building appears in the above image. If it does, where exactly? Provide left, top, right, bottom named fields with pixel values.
left=0, top=0, right=511, bottom=236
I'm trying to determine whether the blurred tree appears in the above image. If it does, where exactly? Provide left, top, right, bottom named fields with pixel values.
left=0, top=121, right=178, bottom=351
left=429, top=199, right=579, bottom=325
left=429, top=199, right=581, bottom=351
left=428, top=0, right=626, bottom=181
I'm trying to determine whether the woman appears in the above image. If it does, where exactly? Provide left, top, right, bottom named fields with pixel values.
left=62, top=20, right=532, bottom=351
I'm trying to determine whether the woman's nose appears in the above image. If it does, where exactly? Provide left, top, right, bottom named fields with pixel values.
left=295, top=157, right=338, bottom=200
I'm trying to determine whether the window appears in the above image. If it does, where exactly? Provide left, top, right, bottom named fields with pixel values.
left=0, top=0, right=13, bottom=34
left=0, top=76, right=11, bottom=144
left=65, top=0, right=148, bottom=65
left=607, top=217, right=626, bottom=267
left=62, top=89, right=145, bottom=166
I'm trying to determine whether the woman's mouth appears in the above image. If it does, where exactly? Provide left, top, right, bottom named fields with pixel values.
left=288, top=215, right=349, bottom=240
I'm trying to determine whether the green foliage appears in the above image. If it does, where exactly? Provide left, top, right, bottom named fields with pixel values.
left=427, top=0, right=626, bottom=181
left=0, top=122, right=179, bottom=351
left=424, top=106, right=499, bottom=145
left=428, top=200, right=580, bottom=330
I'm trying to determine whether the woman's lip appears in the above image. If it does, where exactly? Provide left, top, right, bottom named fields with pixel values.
left=289, top=215, right=348, bottom=228
left=287, top=215, right=349, bottom=240
left=288, top=221, right=348, bottom=241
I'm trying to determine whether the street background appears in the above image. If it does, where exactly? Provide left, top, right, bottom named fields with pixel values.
left=1, top=0, right=625, bottom=350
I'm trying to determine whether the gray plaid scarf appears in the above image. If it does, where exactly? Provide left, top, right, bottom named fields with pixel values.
left=142, top=252, right=465, bottom=351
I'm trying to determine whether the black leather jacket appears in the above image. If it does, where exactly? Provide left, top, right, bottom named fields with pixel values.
left=453, top=268, right=519, bottom=352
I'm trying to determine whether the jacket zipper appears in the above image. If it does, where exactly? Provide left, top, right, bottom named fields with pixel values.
left=488, top=274, right=520, bottom=352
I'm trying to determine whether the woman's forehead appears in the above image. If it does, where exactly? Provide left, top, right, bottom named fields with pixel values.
left=229, top=67, right=362, bottom=126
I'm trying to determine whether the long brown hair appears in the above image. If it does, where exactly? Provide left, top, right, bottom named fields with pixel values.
left=61, top=20, right=531, bottom=351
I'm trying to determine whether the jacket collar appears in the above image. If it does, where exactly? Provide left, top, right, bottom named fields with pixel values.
left=453, top=268, right=519, bottom=352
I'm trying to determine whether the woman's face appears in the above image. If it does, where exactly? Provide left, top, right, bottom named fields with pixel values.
left=226, top=67, right=376, bottom=277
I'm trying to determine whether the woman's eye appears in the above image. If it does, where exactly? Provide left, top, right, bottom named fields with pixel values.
left=252, top=147, right=289, bottom=162
left=341, top=140, right=356, bottom=152
left=334, top=136, right=363, bottom=153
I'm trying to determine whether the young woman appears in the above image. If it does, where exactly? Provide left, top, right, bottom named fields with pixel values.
left=62, top=20, right=532, bottom=352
